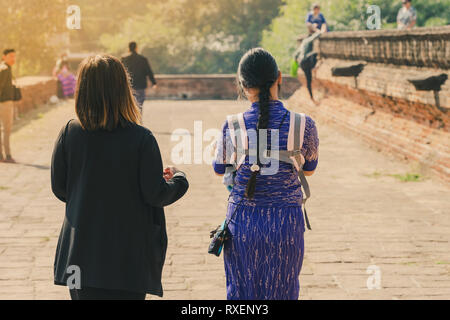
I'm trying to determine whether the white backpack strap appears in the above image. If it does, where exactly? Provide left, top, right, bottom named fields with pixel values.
left=287, top=112, right=306, bottom=171
left=288, top=112, right=312, bottom=230
left=226, top=115, right=237, bottom=165
left=227, top=113, right=248, bottom=170
left=298, top=113, right=306, bottom=162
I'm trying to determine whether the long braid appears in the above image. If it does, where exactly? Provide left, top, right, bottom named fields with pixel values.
left=238, top=48, right=279, bottom=200
left=244, top=82, right=272, bottom=199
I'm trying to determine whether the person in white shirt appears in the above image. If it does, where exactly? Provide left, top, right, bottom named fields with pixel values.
left=397, top=0, right=417, bottom=30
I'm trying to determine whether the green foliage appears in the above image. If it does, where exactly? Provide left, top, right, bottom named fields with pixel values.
left=390, top=173, right=422, bottom=182
left=425, top=17, right=448, bottom=27
left=261, top=0, right=311, bottom=74
left=0, top=0, right=68, bottom=76
left=413, top=0, right=450, bottom=27
left=2, top=0, right=449, bottom=76
left=98, top=0, right=282, bottom=74
left=262, top=0, right=450, bottom=73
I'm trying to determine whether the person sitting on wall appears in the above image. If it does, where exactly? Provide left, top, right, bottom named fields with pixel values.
left=397, top=0, right=417, bottom=30
left=305, top=3, right=328, bottom=35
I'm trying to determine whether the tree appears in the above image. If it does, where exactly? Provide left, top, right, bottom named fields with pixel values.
left=99, top=0, right=282, bottom=74
left=0, top=0, right=68, bottom=76
left=262, top=0, right=450, bottom=73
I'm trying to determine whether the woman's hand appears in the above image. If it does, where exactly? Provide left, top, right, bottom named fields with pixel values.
left=163, top=166, right=180, bottom=181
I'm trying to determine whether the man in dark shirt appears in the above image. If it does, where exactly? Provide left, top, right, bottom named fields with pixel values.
left=121, top=42, right=157, bottom=113
left=0, top=48, right=17, bottom=163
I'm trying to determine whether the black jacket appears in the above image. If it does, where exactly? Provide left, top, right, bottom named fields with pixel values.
left=121, top=52, right=156, bottom=90
left=51, top=119, right=188, bottom=296
left=0, top=62, right=14, bottom=102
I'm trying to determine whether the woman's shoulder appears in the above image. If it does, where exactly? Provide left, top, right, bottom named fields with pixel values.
left=65, top=119, right=155, bottom=137
left=129, top=124, right=159, bottom=148
left=64, top=118, right=79, bottom=131
left=304, top=114, right=316, bottom=126
left=283, top=106, right=316, bottom=124
left=129, top=122, right=153, bottom=135
left=123, top=123, right=157, bottom=145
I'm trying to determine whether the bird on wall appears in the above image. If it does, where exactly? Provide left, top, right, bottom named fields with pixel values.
left=331, top=62, right=367, bottom=89
left=408, top=73, right=449, bottom=113
left=408, top=73, right=448, bottom=92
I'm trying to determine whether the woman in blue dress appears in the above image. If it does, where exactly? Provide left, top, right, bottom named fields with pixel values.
left=213, top=48, right=319, bottom=300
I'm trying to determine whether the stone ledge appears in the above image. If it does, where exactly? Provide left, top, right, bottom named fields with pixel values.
left=15, top=76, right=57, bottom=114
left=316, top=26, right=450, bottom=69
left=320, top=26, right=450, bottom=39
left=150, top=74, right=300, bottom=100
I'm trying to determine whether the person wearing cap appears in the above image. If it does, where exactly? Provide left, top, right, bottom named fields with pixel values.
left=305, top=3, right=328, bottom=35
left=397, top=0, right=417, bottom=30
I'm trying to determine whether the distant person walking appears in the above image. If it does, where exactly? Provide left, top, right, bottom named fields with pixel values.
left=122, top=42, right=157, bottom=114
left=56, top=61, right=76, bottom=99
left=0, top=49, right=18, bottom=163
left=397, top=0, right=417, bottom=30
left=51, top=55, right=188, bottom=300
left=306, top=3, right=328, bottom=35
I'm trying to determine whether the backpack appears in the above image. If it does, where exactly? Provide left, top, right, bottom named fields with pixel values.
left=224, top=111, right=312, bottom=230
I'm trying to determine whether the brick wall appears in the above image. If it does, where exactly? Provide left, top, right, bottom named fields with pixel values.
left=150, top=74, right=299, bottom=100
left=15, top=77, right=57, bottom=114
left=310, top=58, right=449, bottom=130
left=290, top=88, right=450, bottom=184
left=292, top=27, right=450, bottom=184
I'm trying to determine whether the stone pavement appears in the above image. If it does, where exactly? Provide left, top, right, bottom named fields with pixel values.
left=0, top=99, right=449, bottom=300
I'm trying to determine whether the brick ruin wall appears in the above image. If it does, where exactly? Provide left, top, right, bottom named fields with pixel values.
left=15, top=77, right=57, bottom=114
left=13, top=74, right=299, bottom=112
left=292, top=26, right=450, bottom=184
left=151, top=74, right=299, bottom=100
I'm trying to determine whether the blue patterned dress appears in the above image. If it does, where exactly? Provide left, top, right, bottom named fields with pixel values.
left=213, top=100, right=319, bottom=300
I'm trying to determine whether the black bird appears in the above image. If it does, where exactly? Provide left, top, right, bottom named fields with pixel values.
left=408, top=73, right=448, bottom=92
left=332, top=63, right=366, bottom=77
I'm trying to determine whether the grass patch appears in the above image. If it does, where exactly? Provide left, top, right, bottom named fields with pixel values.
left=389, top=173, right=422, bottom=182
left=364, top=171, right=423, bottom=182
left=364, top=171, right=383, bottom=179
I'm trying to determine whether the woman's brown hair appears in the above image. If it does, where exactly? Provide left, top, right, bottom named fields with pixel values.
left=75, top=54, right=141, bottom=131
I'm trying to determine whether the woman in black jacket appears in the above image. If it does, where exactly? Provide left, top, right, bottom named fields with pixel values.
left=51, top=54, right=189, bottom=300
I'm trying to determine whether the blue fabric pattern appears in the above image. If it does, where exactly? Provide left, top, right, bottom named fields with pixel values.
left=224, top=204, right=305, bottom=300
left=213, top=100, right=319, bottom=300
